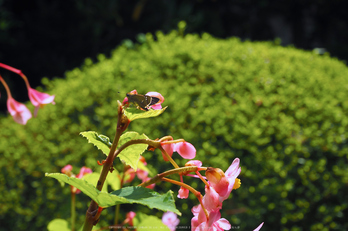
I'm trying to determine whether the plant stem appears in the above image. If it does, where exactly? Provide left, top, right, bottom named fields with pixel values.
left=161, top=177, right=209, bottom=220
left=138, top=166, right=198, bottom=187
left=113, top=167, right=125, bottom=231
left=114, top=204, right=120, bottom=229
left=83, top=102, right=129, bottom=231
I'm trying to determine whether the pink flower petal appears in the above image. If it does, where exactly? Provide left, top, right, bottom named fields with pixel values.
left=185, top=160, right=202, bottom=167
left=174, top=142, right=196, bottom=159
left=126, top=211, right=136, bottom=226
left=146, top=91, right=164, bottom=104
left=76, top=166, right=92, bottom=179
left=150, top=104, right=162, bottom=110
left=146, top=91, right=164, bottom=110
left=202, top=186, right=222, bottom=211
left=162, top=212, right=180, bottom=231
left=253, top=222, right=264, bottom=231
left=178, top=187, right=189, bottom=199
left=124, top=168, right=136, bottom=183
left=61, top=165, right=73, bottom=174
left=225, top=158, right=241, bottom=178
left=28, top=88, right=55, bottom=107
left=136, top=169, right=148, bottom=181
left=7, top=97, right=32, bottom=125
left=215, top=218, right=231, bottom=230
left=161, top=142, right=175, bottom=161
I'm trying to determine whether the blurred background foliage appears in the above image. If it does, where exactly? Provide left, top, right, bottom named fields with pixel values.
left=1, top=0, right=348, bottom=111
left=1, top=26, right=348, bottom=230
left=1, top=1, right=348, bottom=231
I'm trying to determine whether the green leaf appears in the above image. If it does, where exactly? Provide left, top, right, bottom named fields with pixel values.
left=83, top=172, right=108, bottom=192
left=45, top=173, right=180, bottom=214
left=47, top=219, right=70, bottom=231
left=116, top=132, right=149, bottom=170
left=109, top=187, right=180, bottom=215
left=134, top=213, right=170, bottom=231
left=80, top=131, right=111, bottom=155
left=107, top=169, right=121, bottom=191
left=124, top=106, right=167, bottom=121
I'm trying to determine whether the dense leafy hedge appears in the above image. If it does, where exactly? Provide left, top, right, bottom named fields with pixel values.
left=1, top=26, right=348, bottom=231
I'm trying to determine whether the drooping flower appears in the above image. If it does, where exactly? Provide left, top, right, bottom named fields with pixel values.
left=162, top=212, right=180, bottom=231
left=177, top=187, right=189, bottom=199
left=202, top=186, right=222, bottom=212
left=0, top=75, right=32, bottom=125
left=7, top=97, right=32, bottom=125
left=0, top=63, right=55, bottom=116
left=28, top=87, right=55, bottom=116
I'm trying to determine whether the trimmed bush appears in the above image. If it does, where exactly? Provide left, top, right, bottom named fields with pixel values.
left=1, top=27, right=348, bottom=230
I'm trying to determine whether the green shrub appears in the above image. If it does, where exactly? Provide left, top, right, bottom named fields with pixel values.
left=1, top=26, right=348, bottom=230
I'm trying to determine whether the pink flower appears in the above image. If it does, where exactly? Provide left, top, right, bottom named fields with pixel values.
left=174, top=142, right=196, bottom=159
left=125, top=211, right=136, bottom=226
left=205, top=158, right=241, bottom=201
left=194, top=210, right=231, bottom=231
left=74, top=167, right=92, bottom=194
left=61, top=165, right=73, bottom=175
left=136, top=169, right=149, bottom=181
left=253, top=222, right=264, bottom=231
left=205, top=168, right=230, bottom=199
left=28, top=87, right=55, bottom=116
left=145, top=91, right=164, bottom=110
left=202, top=186, right=222, bottom=212
left=124, top=156, right=150, bottom=183
left=61, top=166, right=92, bottom=194
left=124, top=168, right=136, bottom=183
left=161, top=141, right=196, bottom=161
left=7, top=97, right=32, bottom=125
left=178, top=187, right=189, bottom=199
left=162, top=212, right=180, bottom=231
left=76, top=166, right=93, bottom=179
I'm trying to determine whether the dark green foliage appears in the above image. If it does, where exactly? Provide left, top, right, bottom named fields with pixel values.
left=1, top=28, right=348, bottom=231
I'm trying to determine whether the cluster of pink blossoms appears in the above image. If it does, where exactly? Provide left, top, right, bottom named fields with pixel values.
left=61, top=165, right=93, bottom=194
left=122, top=211, right=180, bottom=231
left=123, top=90, right=264, bottom=231
left=123, top=156, right=155, bottom=189
left=0, top=63, right=55, bottom=125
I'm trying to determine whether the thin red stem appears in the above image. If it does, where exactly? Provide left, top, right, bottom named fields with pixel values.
left=161, top=177, right=209, bottom=220
left=0, top=75, right=12, bottom=98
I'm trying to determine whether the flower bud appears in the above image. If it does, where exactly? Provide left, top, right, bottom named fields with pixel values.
left=205, top=167, right=225, bottom=185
